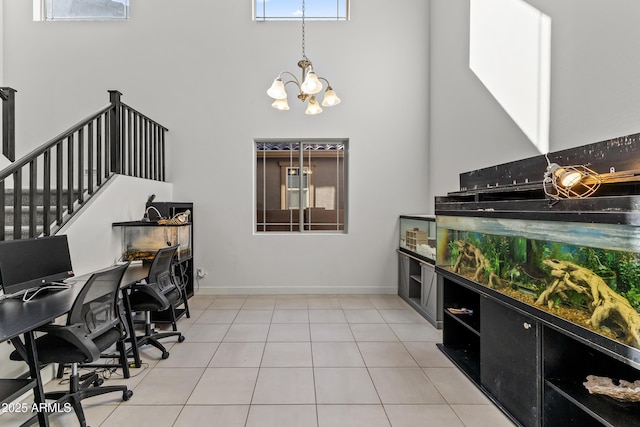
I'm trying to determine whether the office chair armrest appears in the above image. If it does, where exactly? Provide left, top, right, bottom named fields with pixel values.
left=131, top=282, right=172, bottom=309
left=36, top=323, right=101, bottom=362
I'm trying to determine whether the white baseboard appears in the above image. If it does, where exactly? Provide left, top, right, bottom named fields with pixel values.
left=194, top=285, right=397, bottom=296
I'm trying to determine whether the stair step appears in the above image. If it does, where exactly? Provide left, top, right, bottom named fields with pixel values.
left=3, top=189, right=74, bottom=206
left=3, top=206, right=58, bottom=226
left=3, top=225, right=45, bottom=240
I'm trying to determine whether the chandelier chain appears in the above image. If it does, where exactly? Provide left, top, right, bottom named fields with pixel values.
left=301, top=0, right=307, bottom=61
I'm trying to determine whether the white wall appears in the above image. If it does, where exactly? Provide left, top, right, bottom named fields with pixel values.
left=58, top=175, right=173, bottom=276
left=2, top=0, right=431, bottom=294
left=428, top=0, right=640, bottom=209
left=0, top=0, right=4, bottom=84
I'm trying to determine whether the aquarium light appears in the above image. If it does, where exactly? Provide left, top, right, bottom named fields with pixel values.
left=548, top=164, right=583, bottom=187
left=543, top=162, right=602, bottom=199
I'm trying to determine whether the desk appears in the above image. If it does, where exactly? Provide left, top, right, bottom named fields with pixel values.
left=0, top=262, right=148, bottom=427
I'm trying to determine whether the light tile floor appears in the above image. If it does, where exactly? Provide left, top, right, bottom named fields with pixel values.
left=6, top=294, right=517, bottom=427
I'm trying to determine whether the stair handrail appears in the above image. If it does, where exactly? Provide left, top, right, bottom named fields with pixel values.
left=0, top=90, right=169, bottom=240
left=0, top=104, right=112, bottom=181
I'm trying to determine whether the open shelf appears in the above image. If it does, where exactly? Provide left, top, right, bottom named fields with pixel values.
left=442, top=275, right=480, bottom=333
left=443, top=310, right=480, bottom=336
left=437, top=343, right=481, bottom=384
left=544, top=378, right=640, bottom=427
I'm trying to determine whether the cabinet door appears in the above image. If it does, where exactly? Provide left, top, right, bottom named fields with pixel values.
left=420, top=263, right=442, bottom=328
left=481, top=297, right=540, bottom=427
left=398, top=253, right=410, bottom=298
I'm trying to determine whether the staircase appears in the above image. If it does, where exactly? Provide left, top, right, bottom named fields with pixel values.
left=3, top=190, right=64, bottom=239
left=0, top=90, right=169, bottom=241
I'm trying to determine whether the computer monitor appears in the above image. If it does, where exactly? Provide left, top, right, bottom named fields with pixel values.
left=0, top=235, right=74, bottom=296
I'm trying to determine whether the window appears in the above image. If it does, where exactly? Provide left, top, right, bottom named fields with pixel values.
left=256, top=140, right=347, bottom=232
left=285, top=166, right=312, bottom=209
left=34, top=0, right=130, bottom=21
left=254, top=0, right=349, bottom=21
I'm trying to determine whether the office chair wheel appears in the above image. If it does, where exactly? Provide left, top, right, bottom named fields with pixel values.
left=93, top=378, right=104, bottom=387
left=178, top=335, right=185, bottom=343
left=162, top=351, right=170, bottom=359
left=123, top=390, right=133, bottom=401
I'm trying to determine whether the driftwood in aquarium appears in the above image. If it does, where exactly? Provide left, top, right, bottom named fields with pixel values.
left=452, top=241, right=503, bottom=288
left=584, top=375, right=640, bottom=402
left=537, top=259, right=640, bottom=348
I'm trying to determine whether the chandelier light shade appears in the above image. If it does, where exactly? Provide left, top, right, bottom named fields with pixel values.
left=305, top=95, right=323, bottom=115
left=321, top=86, right=341, bottom=106
left=267, top=78, right=287, bottom=99
left=266, top=0, right=340, bottom=115
left=300, top=71, right=323, bottom=94
left=271, top=97, right=290, bottom=110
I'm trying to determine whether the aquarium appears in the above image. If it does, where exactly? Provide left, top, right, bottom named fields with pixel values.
left=399, top=215, right=436, bottom=263
left=437, top=214, right=640, bottom=349
left=114, top=222, right=192, bottom=262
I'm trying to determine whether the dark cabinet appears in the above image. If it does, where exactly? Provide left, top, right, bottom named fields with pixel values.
left=438, top=268, right=640, bottom=427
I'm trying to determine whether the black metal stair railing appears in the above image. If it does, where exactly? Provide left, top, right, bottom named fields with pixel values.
left=0, top=89, right=168, bottom=240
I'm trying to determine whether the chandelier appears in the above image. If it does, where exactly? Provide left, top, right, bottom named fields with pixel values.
left=266, top=0, right=341, bottom=115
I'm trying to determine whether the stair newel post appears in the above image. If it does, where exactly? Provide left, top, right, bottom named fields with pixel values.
left=108, top=90, right=123, bottom=174
left=0, top=87, right=17, bottom=162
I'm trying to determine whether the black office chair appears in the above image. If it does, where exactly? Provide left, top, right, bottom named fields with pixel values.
left=127, top=245, right=185, bottom=360
left=10, top=263, right=133, bottom=427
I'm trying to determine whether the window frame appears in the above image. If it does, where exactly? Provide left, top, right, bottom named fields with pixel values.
left=34, top=0, right=130, bottom=22
left=253, top=0, right=349, bottom=21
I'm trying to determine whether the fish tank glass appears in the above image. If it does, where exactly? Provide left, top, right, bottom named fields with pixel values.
left=437, top=214, right=640, bottom=350
left=399, top=215, right=436, bottom=263
left=115, top=222, right=192, bottom=262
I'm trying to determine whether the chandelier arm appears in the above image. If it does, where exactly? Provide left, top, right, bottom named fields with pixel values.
left=317, top=77, right=332, bottom=87
left=279, top=71, right=302, bottom=87
left=283, top=80, right=302, bottom=91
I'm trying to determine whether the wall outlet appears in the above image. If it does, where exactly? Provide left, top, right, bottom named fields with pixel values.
left=196, top=268, right=207, bottom=278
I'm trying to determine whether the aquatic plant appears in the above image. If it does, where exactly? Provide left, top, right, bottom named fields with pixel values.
left=566, top=290, right=589, bottom=310
left=448, top=241, right=460, bottom=261
left=579, top=248, right=618, bottom=291
left=619, top=254, right=640, bottom=309
left=542, top=241, right=566, bottom=261
left=513, top=238, right=527, bottom=265
left=477, top=234, right=505, bottom=281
